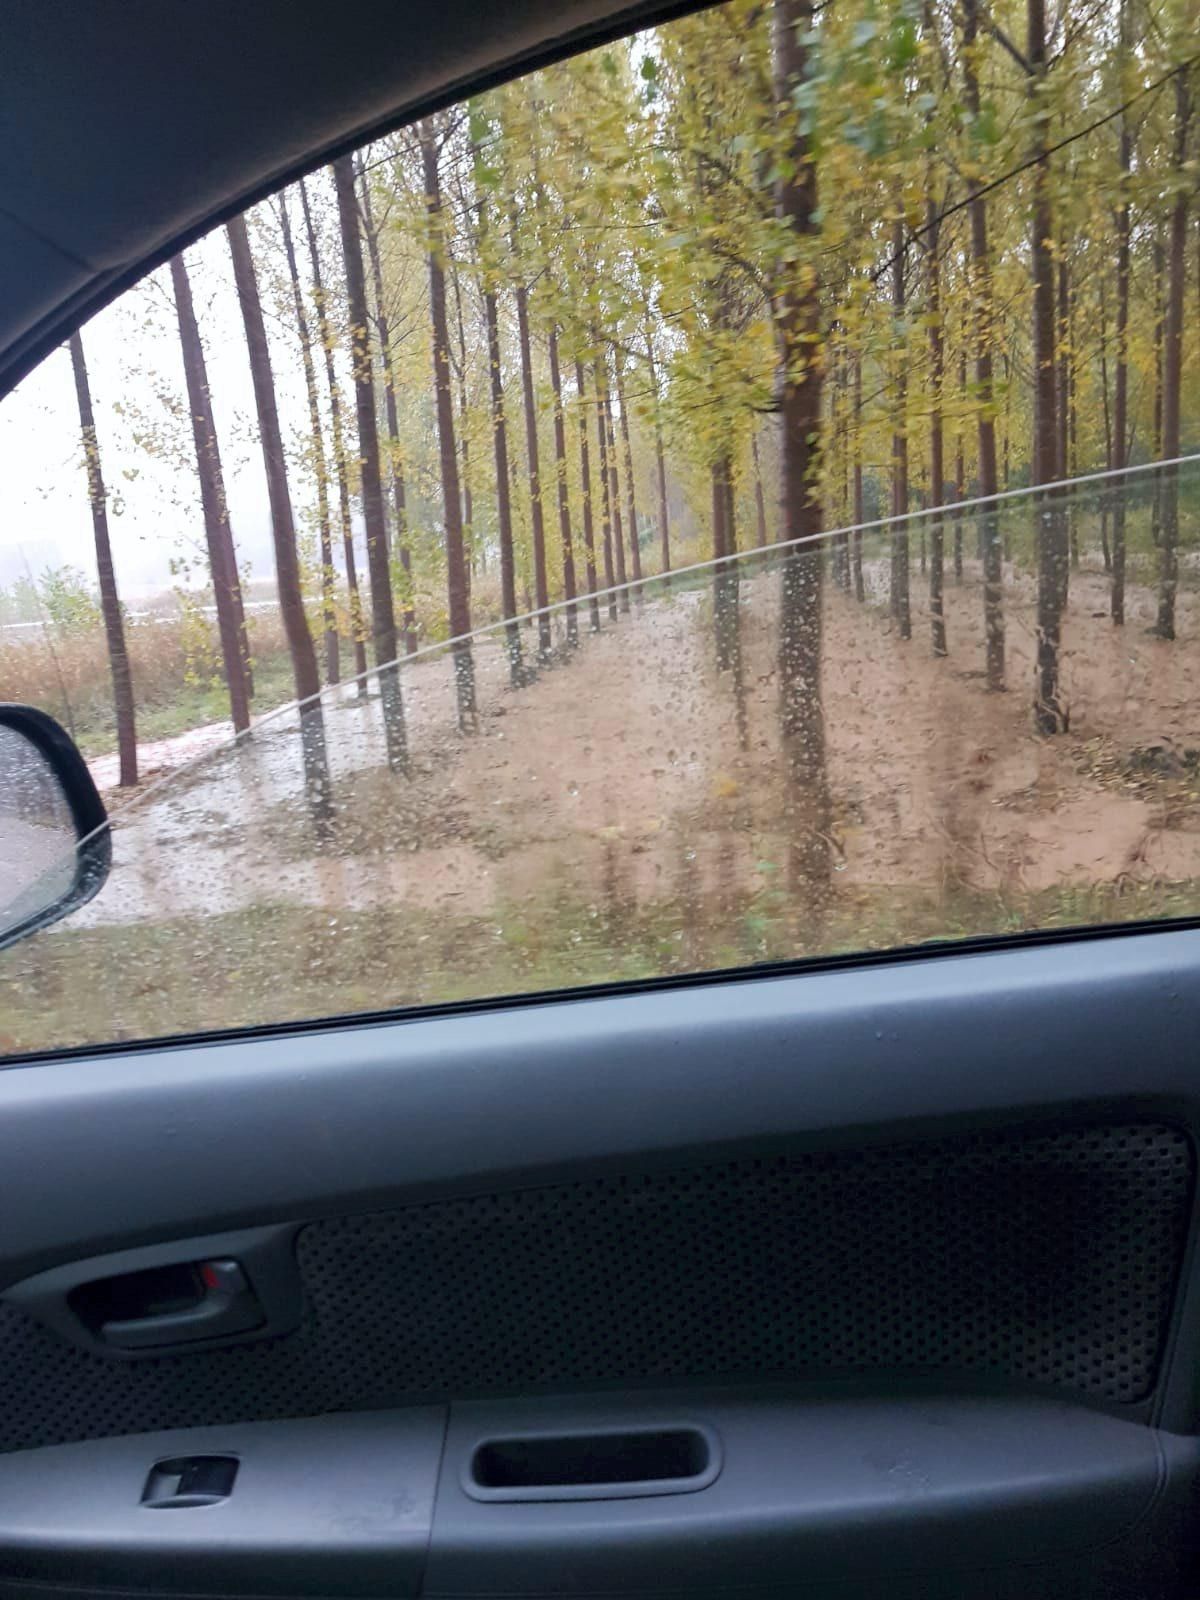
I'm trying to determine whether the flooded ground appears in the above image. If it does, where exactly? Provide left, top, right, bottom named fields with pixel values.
left=2, top=507, right=1199, bottom=1056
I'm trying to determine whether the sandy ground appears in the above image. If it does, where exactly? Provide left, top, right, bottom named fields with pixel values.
left=5, top=539, right=1200, bottom=1053
left=67, top=552, right=1200, bottom=932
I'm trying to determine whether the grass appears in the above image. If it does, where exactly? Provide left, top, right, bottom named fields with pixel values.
left=3, top=870, right=1198, bottom=1058
left=0, top=613, right=300, bottom=760
left=106, top=649, right=300, bottom=755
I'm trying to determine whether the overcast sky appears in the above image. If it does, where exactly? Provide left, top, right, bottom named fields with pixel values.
left=0, top=190, right=340, bottom=602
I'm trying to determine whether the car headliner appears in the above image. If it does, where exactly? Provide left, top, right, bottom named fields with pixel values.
left=0, top=0, right=686, bottom=404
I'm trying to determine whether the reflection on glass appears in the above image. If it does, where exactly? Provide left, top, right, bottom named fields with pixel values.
left=0, top=727, right=76, bottom=942
left=0, top=0, right=1197, bottom=1055
left=0, top=462, right=1196, bottom=1054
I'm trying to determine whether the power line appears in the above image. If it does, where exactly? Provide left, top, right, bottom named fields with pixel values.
left=872, top=50, right=1198, bottom=284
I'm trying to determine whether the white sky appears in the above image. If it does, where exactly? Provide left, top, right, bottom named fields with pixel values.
left=0, top=186, right=344, bottom=602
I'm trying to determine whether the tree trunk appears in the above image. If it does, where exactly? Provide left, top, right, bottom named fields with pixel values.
left=838, top=363, right=850, bottom=551
left=1111, top=13, right=1131, bottom=623
left=890, top=214, right=911, bottom=639
left=358, top=165, right=417, bottom=654
left=1107, top=268, right=1120, bottom=576
left=547, top=326, right=578, bottom=646
left=419, top=122, right=477, bottom=725
left=837, top=353, right=853, bottom=588
left=1151, top=233, right=1166, bottom=548
left=168, top=254, right=252, bottom=734
left=299, top=177, right=369, bottom=691
left=926, top=201, right=947, bottom=657
left=225, top=212, right=329, bottom=809
left=711, top=457, right=726, bottom=559
left=514, top=266, right=552, bottom=659
left=645, top=322, right=672, bottom=583
left=828, top=345, right=849, bottom=588
left=853, top=352, right=865, bottom=601
left=752, top=429, right=769, bottom=548
left=333, top=154, right=408, bottom=768
left=954, top=348, right=966, bottom=582
left=450, top=252, right=474, bottom=597
left=1029, top=0, right=1067, bottom=732
left=712, top=458, right=727, bottom=571
left=68, top=331, right=138, bottom=786
left=615, top=357, right=643, bottom=594
left=575, top=360, right=603, bottom=633
left=963, top=0, right=1005, bottom=691
left=712, top=452, right=740, bottom=672
left=275, top=196, right=338, bottom=685
left=592, top=358, right=618, bottom=621
left=1058, top=254, right=1078, bottom=571
left=1155, top=69, right=1193, bottom=642
left=999, top=348, right=1013, bottom=563
left=601, top=366, right=630, bottom=612
left=773, top=0, right=830, bottom=907
left=483, top=258, right=525, bottom=684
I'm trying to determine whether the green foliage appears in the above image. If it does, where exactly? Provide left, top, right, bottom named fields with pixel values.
left=38, top=565, right=101, bottom=635
left=13, top=0, right=1200, bottom=762
left=0, top=576, right=42, bottom=626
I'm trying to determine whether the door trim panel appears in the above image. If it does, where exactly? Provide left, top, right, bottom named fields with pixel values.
left=2, top=930, right=1200, bottom=1429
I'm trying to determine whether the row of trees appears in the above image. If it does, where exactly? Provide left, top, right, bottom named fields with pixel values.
left=63, top=0, right=1197, bottom=794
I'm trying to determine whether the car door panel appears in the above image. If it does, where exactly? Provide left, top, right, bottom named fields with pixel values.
left=0, top=1392, right=1194, bottom=1600
left=1, top=928, right=1200, bottom=1595
left=2, top=926, right=1198, bottom=1289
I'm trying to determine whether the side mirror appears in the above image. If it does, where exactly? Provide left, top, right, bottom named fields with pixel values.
left=0, top=705, right=111, bottom=953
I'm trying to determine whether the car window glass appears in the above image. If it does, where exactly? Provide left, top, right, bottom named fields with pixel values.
left=0, top=0, right=1197, bottom=1055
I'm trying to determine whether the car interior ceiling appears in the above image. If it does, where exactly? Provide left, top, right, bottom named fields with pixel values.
left=0, top=0, right=690, bottom=404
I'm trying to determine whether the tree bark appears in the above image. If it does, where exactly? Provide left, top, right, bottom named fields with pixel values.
left=275, top=197, right=338, bottom=685
left=963, top=0, right=1005, bottom=691
left=419, top=121, right=477, bottom=726
left=999, top=347, right=1013, bottom=562
left=358, top=165, right=417, bottom=654
left=837, top=350, right=853, bottom=588
left=890, top=213, right=911, bottom=639
left=1099, top=270, right=1114, bottom=572
left=1111, top=8, right=1131, bottom=624
left=601, top=366, right=630, bottom=612
left=1029, top=0, right=1067, bottom=732
left=483, top=254, right=526, bottom=684
left=615, top=356, right=644, bottom=594
left=547, top=326, right=578, bottom=646
left=592, top=358, right=618, bottom=621
left=712, top=452, right=740, bottom=672
left=752, top=429, right=769, bottom=549
left=926, top=201, right=947, bottom=657
left=225, top=212, right=329, bottom=808
left=1058, top=253, right=1078, bottom=570
left=852, top=352, right=865, bottom=600
left=645, top=322, right=673, bottom=584
left=1151, top=233, right=1166, bottom=548
left=773, top=0, right=830, bottom=909
left=514, top=263, right=552, bottom=658
left=168, top=254, right=252, bottom=733
left=299, top=177, right=369, bottom=692
left=333, top=154, right=408, bottom=768
left=68, top=331, right=138, bottom=786
left=1155, top=69, right=1192, bottom=641
left=953, top=348, right=966, bottom=582
left=450, top=252, right=475, bottom=598
left=575, top=360, right=603, bottom=633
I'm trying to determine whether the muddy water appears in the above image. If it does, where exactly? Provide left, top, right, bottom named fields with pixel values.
left=3, top=512, right=1200, bottom=1055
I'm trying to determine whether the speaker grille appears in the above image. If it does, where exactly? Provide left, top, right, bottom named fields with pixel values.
left=0, top=1121, right=1190, bottom=1454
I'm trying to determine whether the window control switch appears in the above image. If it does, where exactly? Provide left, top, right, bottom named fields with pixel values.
left=142, top=1455, right=238, bottom=1508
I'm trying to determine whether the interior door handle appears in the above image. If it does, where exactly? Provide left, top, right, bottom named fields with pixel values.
left=4, top=1224, right=301, bottom=1358
left=99, top=1259, right=264, bottom=1350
